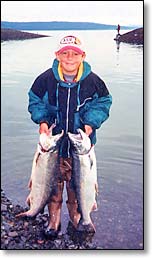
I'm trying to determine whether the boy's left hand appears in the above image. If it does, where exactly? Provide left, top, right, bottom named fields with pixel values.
left=84, top=125, right=93, bottom=136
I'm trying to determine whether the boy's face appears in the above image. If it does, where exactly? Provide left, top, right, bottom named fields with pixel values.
left=56, top=49, right=86, bottom=75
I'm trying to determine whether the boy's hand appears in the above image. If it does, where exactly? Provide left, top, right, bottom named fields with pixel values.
left=39, top=122, right=49, bottom=135
left=84, top=125, right=93, bottom=136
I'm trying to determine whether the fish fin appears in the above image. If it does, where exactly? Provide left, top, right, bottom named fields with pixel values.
left=88, top=154, right=93, bottom=170
left=15, top=211, right=28, bottom=218
left=27, top=178, right=32, bottom=189
left=95, top=183, right=99, bottom=195
left=48, top=123, right=56, bottom=135
left=91, top=202, right=98, bottom=211
left=15, top=211, right=36, bottom=219
left=26, top=194, right=31, bottom=206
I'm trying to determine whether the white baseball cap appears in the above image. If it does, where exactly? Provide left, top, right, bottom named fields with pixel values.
left=56, top=35, right=85, bottom=54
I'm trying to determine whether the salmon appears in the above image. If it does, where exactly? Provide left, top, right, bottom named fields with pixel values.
left=16, top=125, right=63, bottom=218
left=68, top=129, right=98, bottom=233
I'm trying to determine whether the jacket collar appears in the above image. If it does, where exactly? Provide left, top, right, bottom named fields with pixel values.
left=52, top=59, right=91, bottom=83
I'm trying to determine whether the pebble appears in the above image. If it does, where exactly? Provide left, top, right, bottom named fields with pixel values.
left=8, top=231, right=18, bottom=237
left=1, top=189, right=98, bottom=250
left=1, top=204, right=7, bottom=212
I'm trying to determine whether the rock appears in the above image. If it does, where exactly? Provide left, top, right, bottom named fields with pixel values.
left=114, top=28, right=143, bottom=45
left=4, top=239, right=9, bottom=245
left=20, top=236, right=26, bottom=242
left=8, top=231, right=18, bottom=237
left=1, top=189, right=99, bottom=250
left=1, top=28, right=50, bottom=41
left=1, top=204, right=7, bottom=212
left=23, top=221, right=29, bottom=228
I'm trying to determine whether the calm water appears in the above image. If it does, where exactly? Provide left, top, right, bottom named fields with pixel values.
left=1, top=30, right=143, bottom=249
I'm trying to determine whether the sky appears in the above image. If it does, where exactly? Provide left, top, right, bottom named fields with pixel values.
left=1, top=1, right=143, bottom=26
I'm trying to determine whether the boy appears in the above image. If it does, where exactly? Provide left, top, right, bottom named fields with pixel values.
left=28, top=35, right=112, bottom=238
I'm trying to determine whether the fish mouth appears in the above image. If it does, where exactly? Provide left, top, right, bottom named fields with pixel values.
left=77, top=129, right=84, bottom=140
left=68, top=129, right=83, bottom=142
left=68, top=129, right=91, bottom=153
left=39, top=130, right=64, bottom=153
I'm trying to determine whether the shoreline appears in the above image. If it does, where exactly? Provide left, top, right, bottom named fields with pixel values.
left=1, top=189, right=99, bottom=250
left=1, top=28, right=50, bottom=42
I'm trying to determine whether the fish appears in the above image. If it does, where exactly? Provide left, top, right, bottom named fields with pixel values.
left=16, top=124, right=63, bottom=218
left=68, top=128, right=98, bottom=233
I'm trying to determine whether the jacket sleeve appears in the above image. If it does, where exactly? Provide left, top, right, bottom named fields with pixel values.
left=28, top=72, right=58, bottom=126
left=80, top=93, right=112, bottom=129
left=28, top=89, right=51, bottom=125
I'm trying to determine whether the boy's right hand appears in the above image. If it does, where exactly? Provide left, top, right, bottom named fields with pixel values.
left=39, top=122, right=49, bottom=135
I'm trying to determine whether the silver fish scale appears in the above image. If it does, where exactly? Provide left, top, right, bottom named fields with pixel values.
left=16, top=129, right=63, bottom=218
left=29, top=151, right=59, bottom=216
left=72, top=148, right=97, bottom=225
left=68, top=129, right=98, bottom=228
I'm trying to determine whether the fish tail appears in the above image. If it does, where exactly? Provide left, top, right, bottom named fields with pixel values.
left=15, top=211, right=28, bottom=218
left=26, top=195, right=31, bottom=206
left=77, top=219, right=96, bottom=233
left=15, top=210, right=36, bottom=219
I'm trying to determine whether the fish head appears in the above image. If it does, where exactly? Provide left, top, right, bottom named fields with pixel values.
left=49, top=130, right=64, bottom=151
left=68, top=128, right=91, bottom=154
left=39, top=130, right=64, bottom=152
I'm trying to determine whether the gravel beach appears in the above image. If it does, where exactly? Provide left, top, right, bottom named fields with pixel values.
left=1, top=189, right=99, bottom=250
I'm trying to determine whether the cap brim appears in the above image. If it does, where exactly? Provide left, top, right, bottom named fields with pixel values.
left=57, top=46, right=84, bottom=55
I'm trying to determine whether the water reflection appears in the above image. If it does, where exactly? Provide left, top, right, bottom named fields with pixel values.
left=116, top=40, right=120, bottom=51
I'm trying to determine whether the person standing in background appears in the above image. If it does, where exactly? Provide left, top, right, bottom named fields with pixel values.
left=117, top=24, right=121, bottom=35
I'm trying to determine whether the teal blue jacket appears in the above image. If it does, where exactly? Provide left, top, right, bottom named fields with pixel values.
left=28, top=59, right=112, bottom=157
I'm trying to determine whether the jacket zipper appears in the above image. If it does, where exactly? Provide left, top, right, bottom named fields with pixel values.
left=66, top=87, right=71, bottom=157
left=66, top=87, right=71, bottom=134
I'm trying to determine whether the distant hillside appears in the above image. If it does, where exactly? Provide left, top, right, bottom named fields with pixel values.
left=1, top=21, right=135, bottom=31
left=1, top=28, right=49, bottom=41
